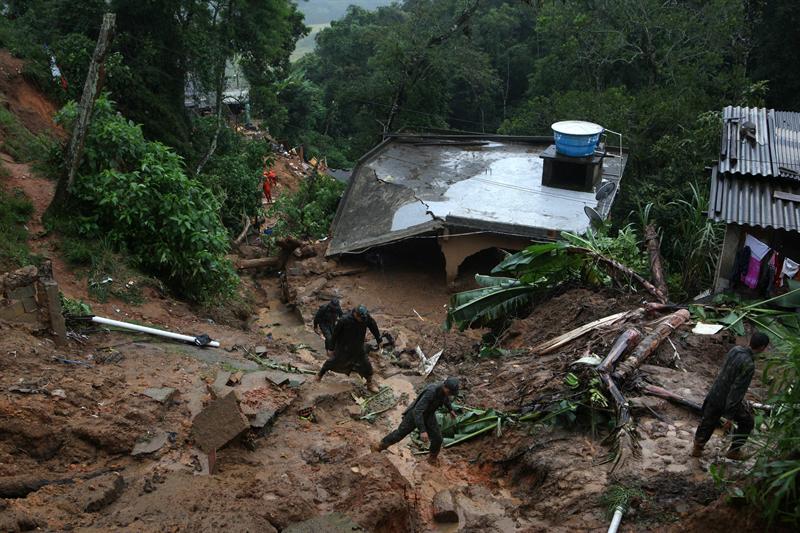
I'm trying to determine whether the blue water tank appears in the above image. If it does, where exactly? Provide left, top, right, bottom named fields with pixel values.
left=551, top=121, right=604, bottom=157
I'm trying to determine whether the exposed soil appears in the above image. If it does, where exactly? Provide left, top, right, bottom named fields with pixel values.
left=0, top=52, right=781, bottom=533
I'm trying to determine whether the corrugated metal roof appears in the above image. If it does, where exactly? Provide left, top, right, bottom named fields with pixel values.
left=719, top=106, right=800, bottom=180
left=709, top=166, right=800, bottom=231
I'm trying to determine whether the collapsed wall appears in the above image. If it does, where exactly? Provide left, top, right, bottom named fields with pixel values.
left=0, top=262, right=67, bottom=345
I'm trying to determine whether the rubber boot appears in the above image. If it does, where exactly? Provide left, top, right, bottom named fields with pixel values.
left=427, top=453, right=440, bottom=466
left=690, top=442, right=704, bottom=457
left=371, top=441, right=387, bottom=453
left=366, top=378, right=379, bottom=393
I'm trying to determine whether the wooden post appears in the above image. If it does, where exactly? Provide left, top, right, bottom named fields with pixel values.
left=65, top=13, right=116, bottom=190
left=645, top=225, right=669, bottom=302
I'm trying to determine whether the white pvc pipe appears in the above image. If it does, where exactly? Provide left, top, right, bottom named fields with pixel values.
left=607, top=506, right=625, bottom=533
left=91, top=316, right=220, bottom=347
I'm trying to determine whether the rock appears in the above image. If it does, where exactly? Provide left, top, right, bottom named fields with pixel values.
left=432, top=490, right=459, bottom=523
left=50, top=389, right=67, bottom=399
left=345, top=405, right=362, bottom=420
left=142, top=387, right=177, bottom=403
left=228, top=371, right=244, bottom=385
left=1, top=265, right=38, bottom=292
left=131, top=429, right=169, bottom=456
left=255, top=346, right=267, bottom=355
left=82, top=473, right=125, bottom=512
left=191, top=392, right=250, bottom=454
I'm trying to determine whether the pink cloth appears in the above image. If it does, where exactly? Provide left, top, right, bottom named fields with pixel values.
left=743, top=256, right=762, bottom=289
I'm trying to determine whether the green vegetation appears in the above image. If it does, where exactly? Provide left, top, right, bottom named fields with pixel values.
left=446, top=228, right=647, bottom=331
left=0, top=184, right=35, bottom=271
left=0, top=104, right=53, bottom=163
left=267, top=172, right=345, bottom=241
left=59, top=293, right=92, bottom=316
left=745, top=340, right=800, bottom=525
left=54, top=95, right=237, bottom=302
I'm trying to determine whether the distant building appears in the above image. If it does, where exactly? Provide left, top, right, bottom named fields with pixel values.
left=709, top=106, right=800, bottom=293
left=327, top=132, right=627, bottom=283
left=184, top=60, right=250, bottom=115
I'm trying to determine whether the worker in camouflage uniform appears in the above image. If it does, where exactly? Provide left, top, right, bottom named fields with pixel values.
left=313, top=298, right=342, bottom=357
left=316, top=304, right=381, bottom=392
left=691, top=332, right=769, bottom=460
left=373, top=377, right=459, bottom=465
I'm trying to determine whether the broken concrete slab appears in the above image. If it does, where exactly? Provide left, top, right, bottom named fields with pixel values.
left=283, top=513, right=364, bottom=533
left=432, top=490, right=459, bottom=523
left=211, top=370, right=234, bottom=399
left=191, top=392, right=249, bottom=454
left=255, top=345, right=267, bottom=355
left=142, top=387, right=177, bottom=404
left=131, top=429, right=169, bottom=456
left=82, top=472, right=125, bottom=512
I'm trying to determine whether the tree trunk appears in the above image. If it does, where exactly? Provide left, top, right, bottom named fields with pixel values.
left=236, top=257, right=281, bottom=270
left=596, top=328, right=641, bottom=374
left=568, top=246, right=667, bottom=303
left=645, top=225, right=669, bottom=302
left=612, top=309, right=690, bottom=382
left=50, top=13, right=116, bottom=208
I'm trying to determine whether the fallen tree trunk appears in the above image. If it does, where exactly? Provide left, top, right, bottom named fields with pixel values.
left=641, top=383, right=773, bottom=415
left=236, top=257, right=281, bottom=270
left=641, top=383, right=702, bottom=413
left=597, top=328, right=641, bottom=374
left=612, top=309, right=690, bottom=382
left=645, top=225, right=669, bottom=302
left=568, top=247, right=667, bottom=304
left=531, top=310, right=640, bottom=355
left=599, top=372, right=640, bottom=471
left=233, top=215, right=252, bottom=245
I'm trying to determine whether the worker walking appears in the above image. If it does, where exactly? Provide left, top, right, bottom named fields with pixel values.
left=316, top=304, right=381, bottom=392
left=313, top=298, right=342, bottom=357
left=373, top=377, right=459, bottom=465
left=691, top=332, right=769, bottom=460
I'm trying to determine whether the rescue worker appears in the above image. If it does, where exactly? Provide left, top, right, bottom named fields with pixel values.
left=313, top=298, right=342, bottom=357
left=691, top=332, right=770, bottom=460
left=262, top=168, right=277, bottom=203
left=316, top=304, right=381, bottom=392
left=372, top=377, right=459, bottom=465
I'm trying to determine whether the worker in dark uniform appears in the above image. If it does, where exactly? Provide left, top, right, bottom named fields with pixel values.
left=313, top=298, right=342, bottom=357
left=316, top=304, right=381, bottom=392
left=691, top=332, right=769, bottom=460
left=373, top=377, right=459, bottom=465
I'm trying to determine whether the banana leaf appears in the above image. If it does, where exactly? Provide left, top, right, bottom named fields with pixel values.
left=446, top=284, right=536, bottom=331
left=491, top=241, right=569, bottom=274
left=474, top=274, right=520, bottom=288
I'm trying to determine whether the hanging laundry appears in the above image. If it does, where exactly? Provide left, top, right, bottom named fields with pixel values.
left=743, top=255, right=762, bottom=289
left=782, top=257, right=800, bottom=280
left=729, top=246, right=751, bottom=290
left=744, top=234, right=770, bottom=260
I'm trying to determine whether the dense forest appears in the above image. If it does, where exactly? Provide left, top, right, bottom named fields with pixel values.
left=0, top=0, right=798, bottom=299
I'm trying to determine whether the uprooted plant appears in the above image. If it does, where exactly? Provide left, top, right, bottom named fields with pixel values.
left=445, top=227, right=656, bottom=332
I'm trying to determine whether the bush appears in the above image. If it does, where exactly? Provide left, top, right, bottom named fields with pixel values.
left=267, top=172, right=345, bottom=241
left=0, top=185, right=35, bottom=271
left=54, top=95, right=238, bottom=302
left=745, top=341, right=800, bottom=526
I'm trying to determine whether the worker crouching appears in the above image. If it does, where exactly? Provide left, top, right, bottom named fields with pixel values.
left=373, top=377, right=459, bottom=465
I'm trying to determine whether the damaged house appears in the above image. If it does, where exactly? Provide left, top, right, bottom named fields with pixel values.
left=327, top=128, right=628, bottom=283
left=709, top=106, right=800, bottom=294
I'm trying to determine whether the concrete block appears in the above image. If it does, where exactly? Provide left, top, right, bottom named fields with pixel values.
left=191, top=392, right=249, bottom=454
left=40, top=280, right=67, bottom=345
left=6, top=284, right=35, bottom=300
left=0, top=301, right=31, bottom=322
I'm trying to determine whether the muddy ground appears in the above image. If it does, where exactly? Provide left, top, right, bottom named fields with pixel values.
left=0, top=50, right=781, bottom=532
